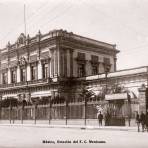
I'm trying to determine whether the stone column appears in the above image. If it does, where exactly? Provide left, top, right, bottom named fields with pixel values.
left=56, top=44, right=60, bottom=77
left=38, top=61, right=42, bottom=79
left=50, top=50, right=54, bottom=78
left=64, top=49, right=67, bottom=77
left=48, top=59, right=51, bottom=78
left=67, top=49, right=70, bottom=77
left=17, top=66, right=20, bottom=83
left=70, top=49, right=73, bottom=77
left=54, top=49, right=58, bottom=77
left=114, top=56, right=117, bottom=72
left=8, top=68, right=11, bottom=84
left=26, top=64, right=31, bottom=81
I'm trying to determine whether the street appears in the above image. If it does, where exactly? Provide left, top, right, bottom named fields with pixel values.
left=0, top=125, right=148, bottom=148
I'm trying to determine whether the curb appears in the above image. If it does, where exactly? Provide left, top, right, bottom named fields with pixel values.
left=0, top=123, right=137, bottom=132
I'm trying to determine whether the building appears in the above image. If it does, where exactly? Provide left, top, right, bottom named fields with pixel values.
left=0, top=29, right=118, bottom=102
left=0, top=29, right=147, bottom=124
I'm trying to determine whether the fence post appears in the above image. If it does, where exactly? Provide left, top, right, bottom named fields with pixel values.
left=9, top=100, right=12, bottom=124
left=21, top=107, right=23, bottom=124
left=65, top=99, right=68, bottom=125
left=84, top=97, right=87, bottom=126
left=34, top=104, right=37, bottom=124
left=9, top=107, right=12, bottom=124
left=49, top=100, right=52, bottom=125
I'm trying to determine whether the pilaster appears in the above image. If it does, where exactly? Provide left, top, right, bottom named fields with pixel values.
left=67, top=49, right=70, bottom=77
left=26, top=64, right=31, bottom=81
left=7, top=68, right=11, bottom=84
left=38, top=61, right=42, bottom=79
left=17, top=66, right=20, bottom=83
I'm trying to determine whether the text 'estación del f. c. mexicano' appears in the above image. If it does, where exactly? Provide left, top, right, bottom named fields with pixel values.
left=0, top=29, right=147, bottom=125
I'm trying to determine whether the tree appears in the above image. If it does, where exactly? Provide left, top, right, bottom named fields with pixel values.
left=79, top=87, right=94, bottom=125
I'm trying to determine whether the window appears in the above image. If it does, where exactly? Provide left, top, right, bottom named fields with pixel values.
left=91, top=55, right=98, bottom=63
left=104, top=57, right=110, bottom=65
left=20, top=68, right=26, bottom=82
left=2, top=72, right=7, bottom=84
left=78, top=63, right=85, bottom=77
left=92, top=65, right=98, bottom=75
left=42, top=63, right=48, bottom=79
left=91, top=55, right=99, bottom=75
left=103, top=57, right=111, bottom=73
left=31, top=66, right=37, bottom=80
left=77, top=52, right=85, bottom=61
left=11, top=70, right=16, bottom=83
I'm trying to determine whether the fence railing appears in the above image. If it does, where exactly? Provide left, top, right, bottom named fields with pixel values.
left=0, top=102, right=98, bottom=125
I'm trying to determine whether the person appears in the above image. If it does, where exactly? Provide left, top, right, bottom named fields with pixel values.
left=140, top=112, right=146, bottom=132
left=105, top=111, right=111, bottom=126
left=145, top=111, right=148, bottom=132
left=97, top=111, right=103, bottom=126
left=135, top=112, right=140, bottom=132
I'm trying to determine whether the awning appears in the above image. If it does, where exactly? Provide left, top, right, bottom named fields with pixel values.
left=2, top=94, right=18, bottom=100
left=31, top=91, right=51, bottom=98
left=105, top=93, right=128, bottom=101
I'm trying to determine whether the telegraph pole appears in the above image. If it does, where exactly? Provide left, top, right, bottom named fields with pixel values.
left=24, top=4, right=27, bottom=36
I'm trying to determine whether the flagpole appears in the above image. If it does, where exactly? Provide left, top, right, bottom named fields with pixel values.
left=24, top=4, right=26, bottom=36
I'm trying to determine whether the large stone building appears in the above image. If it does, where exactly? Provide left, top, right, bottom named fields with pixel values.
left=0, top=29, right=147, bottom=123
left=0, top=29, right=118, bottom=102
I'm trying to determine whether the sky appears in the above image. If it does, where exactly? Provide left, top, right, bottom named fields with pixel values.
left=0, top=0, right=148, bottom=70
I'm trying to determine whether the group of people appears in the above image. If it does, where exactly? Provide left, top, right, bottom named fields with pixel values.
left=136, top=111, right=148, bottom=132
left=97, top=111, right=112, bottom=126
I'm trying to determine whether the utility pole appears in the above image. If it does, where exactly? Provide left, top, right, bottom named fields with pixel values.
left=84, top=95, right=87, bottom=126
left=24, top=4, right=27, bottom=36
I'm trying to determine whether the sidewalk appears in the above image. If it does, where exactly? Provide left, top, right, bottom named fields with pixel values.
left=0, top=123, right=138, bottom=132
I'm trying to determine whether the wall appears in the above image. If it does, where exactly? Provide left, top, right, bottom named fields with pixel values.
left=72, top=49, right=115, bottom=77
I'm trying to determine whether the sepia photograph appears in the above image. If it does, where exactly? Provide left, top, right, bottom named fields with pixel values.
left=0, top=0, right=148, bottom=147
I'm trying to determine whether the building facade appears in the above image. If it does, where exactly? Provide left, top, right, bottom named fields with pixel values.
left=0, top=29, right=118, bottom=102
left=0, top=29, right=147, bottom=123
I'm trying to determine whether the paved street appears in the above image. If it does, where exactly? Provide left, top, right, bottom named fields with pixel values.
left=0, top=125, right=148, bottom=148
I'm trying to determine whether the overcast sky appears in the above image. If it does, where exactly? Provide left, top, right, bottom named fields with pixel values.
left=0, top=0, right=148, bottom=70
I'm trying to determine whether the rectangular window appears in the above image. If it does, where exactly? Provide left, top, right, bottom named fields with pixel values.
left=20, top=68, right=26, bottom=82
left=42, top=63, right=48, bottom=79
left=78, top=63, right=85, bottom=77
left=92, top=65, right=98, bottom=75
left=104, top=57, right=110, bottom=65
left=77, top=52, right=85, bottom=60
left=11, top=70, right=16, bottom=83
left=91, top=55, right=98, bottom=63
left=2, top=72, right=7, bottom=84
left=31, top=66, right=37, bottom=80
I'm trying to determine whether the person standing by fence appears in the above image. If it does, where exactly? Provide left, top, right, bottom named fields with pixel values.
left=140, top=112, right=145, bottom=132
left=136, top=112, right=140, bottom=132
left=145, top=111, right=148, bottom=132
left=97, top=111, right=103, bottom=126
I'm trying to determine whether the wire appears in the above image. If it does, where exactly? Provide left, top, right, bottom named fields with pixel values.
left=83, top=0, right=148, bottom=38
left=81, top=1, right=148, bottom=54
left=28, top=1, right=71, bottom=35
left=0, top=1, right=61, bottom=43
left=36, top=2, right=74, bottom=33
